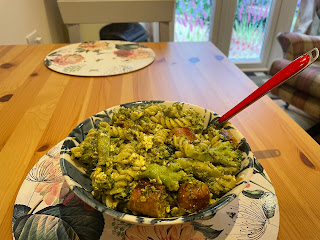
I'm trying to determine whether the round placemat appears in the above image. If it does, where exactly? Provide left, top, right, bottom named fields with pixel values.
left=44, top=41, right=155, bottom=76
left=13, top=141, right=279, bottom=240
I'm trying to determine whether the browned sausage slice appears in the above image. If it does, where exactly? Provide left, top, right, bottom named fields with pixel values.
left=128, top=180, right=167, bottom=218
left=171, top=127, right=196, bottom=141
left=177, top=181, right=210, bottom=212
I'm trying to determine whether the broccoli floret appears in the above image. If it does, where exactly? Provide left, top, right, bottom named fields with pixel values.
left=139, top=164, right=187, bottom=191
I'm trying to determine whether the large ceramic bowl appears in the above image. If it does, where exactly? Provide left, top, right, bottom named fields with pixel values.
left=60, top=101, right=254, bottom=225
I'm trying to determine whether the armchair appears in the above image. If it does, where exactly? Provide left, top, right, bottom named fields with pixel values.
left=268, top=32, right=320, bottom=138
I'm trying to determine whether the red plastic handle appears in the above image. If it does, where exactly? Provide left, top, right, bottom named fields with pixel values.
left=219, top=48, right=319, bottom=123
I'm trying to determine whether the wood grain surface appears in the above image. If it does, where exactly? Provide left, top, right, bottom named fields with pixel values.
left=0, top=42, right=320, bottom=239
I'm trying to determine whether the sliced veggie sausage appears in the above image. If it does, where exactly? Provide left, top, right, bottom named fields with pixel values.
left=128, top=180, right=167, bottom=218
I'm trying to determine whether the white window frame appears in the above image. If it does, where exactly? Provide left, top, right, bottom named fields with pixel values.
left=210, top=0, right=298, bottom=72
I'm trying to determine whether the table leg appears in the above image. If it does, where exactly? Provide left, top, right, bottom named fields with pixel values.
left=159, top=22, right=174, bottom=42
left=66, top=24, right=81, bottom=43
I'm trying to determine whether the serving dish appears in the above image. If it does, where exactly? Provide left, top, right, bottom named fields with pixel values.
left=60, top=100, right=254, bottom=225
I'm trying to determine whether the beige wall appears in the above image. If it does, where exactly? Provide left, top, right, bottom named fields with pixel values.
left=0, top=0, right=68, bottom=45
left=81, top=24, right=107, bottom=42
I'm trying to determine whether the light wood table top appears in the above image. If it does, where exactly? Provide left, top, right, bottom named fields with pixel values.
left=0, top=42, right=319, bottom=239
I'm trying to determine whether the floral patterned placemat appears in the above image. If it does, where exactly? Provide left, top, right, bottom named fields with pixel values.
left=13, top=141, right=279, bottom=240
left=44, top=41, right=155, bottom=76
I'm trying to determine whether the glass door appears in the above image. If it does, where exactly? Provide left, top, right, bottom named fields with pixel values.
left=174, top=0, right=299, bottom=71
left=229, top=0, right=274, bottom=62
left=225, top=0, right=299, bottom=71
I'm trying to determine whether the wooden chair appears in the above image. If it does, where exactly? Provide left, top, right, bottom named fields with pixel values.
left=57, top=0, right=175, bottom=43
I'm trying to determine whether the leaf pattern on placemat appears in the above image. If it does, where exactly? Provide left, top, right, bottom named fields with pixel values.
left=12, top=204, right=31, bottom=226
left=13, top=143, right=104, bottom=240
left=13, top=214, right=79, bottom=240
left=192, top=222, right=223, bottom=239
left=12, top=202, right=104, bottom=240
left=44, top=58, right=52, bottom=67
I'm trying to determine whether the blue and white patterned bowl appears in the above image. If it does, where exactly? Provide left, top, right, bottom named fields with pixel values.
left=60, top=101, right=254, bottom=225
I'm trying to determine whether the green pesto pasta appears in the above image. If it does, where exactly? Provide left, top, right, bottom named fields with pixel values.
left=70, top=102, right=242, bottom=218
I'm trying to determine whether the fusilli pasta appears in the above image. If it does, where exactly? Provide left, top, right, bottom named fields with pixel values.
left=71, top=102, right=242, bottom=218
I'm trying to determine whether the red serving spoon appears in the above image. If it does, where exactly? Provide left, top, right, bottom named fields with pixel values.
left=218, top=47, right=319, bottom=123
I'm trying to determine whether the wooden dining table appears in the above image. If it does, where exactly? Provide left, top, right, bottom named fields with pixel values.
left=0, top=41, right=320, bottom=240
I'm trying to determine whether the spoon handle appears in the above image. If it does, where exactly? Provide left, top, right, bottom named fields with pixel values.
left=218, top=47, right=319, bottom=123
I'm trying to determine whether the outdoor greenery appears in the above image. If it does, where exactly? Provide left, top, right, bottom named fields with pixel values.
left=174, top=0, right=212, bottom=42
left=229, top=0, right=272, bottom=61
left=175, top=0, right=300, bottom=61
